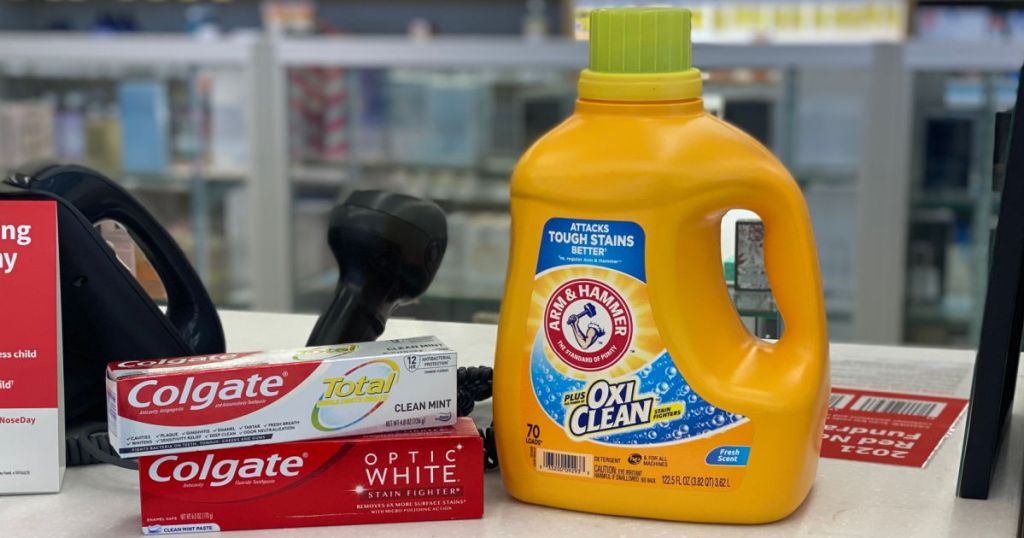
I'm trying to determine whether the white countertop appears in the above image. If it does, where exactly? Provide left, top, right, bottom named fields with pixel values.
left=1, top=310, right=1019, bottom=537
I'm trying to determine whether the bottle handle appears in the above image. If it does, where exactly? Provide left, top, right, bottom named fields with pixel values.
left=647, top=158, right=828, bottom=412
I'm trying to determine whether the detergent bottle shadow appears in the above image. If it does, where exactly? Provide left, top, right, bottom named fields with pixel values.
left=493, top=7, right=829, bottom=524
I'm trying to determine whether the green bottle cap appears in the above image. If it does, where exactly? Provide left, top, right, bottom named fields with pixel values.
left=588, top=7, right=693, bottom=74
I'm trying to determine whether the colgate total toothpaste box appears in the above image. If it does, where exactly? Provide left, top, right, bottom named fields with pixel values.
left=138, top=417, right=483, bottom=534
left=107, top=336, right=456, bottom=457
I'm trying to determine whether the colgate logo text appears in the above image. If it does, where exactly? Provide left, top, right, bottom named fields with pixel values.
left=128, top=374, right=285, bottom=411
left=149, top=453, right=305, bottom=487
left=116, top=353, right=246, bottom=369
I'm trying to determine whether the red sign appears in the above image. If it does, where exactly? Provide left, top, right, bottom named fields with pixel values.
left=821, top=387, right=968, bottom=468
left=0, top=200, right=64, bottom=493
left=544, top=278, right=633, bottom=371
left=138, top=418, right=484, bottom=535
left=0, top=201, right=59, bottom=409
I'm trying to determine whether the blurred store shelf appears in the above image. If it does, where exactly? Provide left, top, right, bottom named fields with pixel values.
left=119, top=166, right=248, bottom=192
left=0, top=32, right=253, bottom=67
left=906, top=303, right=973, bottom=325
left=275, top=35, right=878, bottom=69
left=277, top=37, right=589, bottom=68
left=277, top=36, right=1024, bottom=73
left=910, top=190, right=1001, bottom=213
left=905, top=41, right=1024, bottom=71
left=0, top=32, right=1013, bottom=76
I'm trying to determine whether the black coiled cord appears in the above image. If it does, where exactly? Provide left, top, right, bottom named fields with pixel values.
left=456, top=365, right=493, bottom=416
left=66, top=421, right=138, bottom=470
left=455, top=366, right=498, bottom=470
left=70, top=366, right=499, bottom=471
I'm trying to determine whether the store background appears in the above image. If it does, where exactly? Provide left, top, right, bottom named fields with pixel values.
left=0, top=0, right=1017, bottom=348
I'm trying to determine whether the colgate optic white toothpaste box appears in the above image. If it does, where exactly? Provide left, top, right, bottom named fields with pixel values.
left=106, top=336, right=456, bottom=457
left=137, top=417, right=483, bottom=534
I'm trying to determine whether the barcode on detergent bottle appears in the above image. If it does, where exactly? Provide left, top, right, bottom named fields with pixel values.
left=850, top=396, right=946, bottom=418
left=537, top=449, right=593, bottom=477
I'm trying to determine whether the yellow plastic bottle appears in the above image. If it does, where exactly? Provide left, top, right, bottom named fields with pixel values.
left=494, top=7, right=829, bottom=524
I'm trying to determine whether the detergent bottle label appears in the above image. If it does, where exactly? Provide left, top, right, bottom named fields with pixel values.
left=524, top=217, right=753, bottom=490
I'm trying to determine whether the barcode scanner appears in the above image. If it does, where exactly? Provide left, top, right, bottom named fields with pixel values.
left=306, top=190, right=447, bottom=346
left=304, top=190, right=496, bottom=468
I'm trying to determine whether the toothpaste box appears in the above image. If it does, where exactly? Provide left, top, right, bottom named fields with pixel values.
left=107, top=336, right=456, bottom=457
left=0, top=200, right=65, bottom=494
left=138, top=417, right=484, bottom=534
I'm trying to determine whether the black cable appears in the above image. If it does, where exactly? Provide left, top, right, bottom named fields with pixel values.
left=454, top=366, right=498, bottom=470
left=68, top=366, right=498, bottom=471
left=456, top=365, right=493, bottom=417
left=66, top=421, right=138, bottom=470
left=482, top=423, right=499, bottom=470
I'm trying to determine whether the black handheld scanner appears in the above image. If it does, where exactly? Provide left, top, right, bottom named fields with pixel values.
left=306, top=190, right=447, bottom=346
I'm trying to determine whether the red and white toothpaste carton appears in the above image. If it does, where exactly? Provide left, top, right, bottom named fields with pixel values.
left=138, top=417, right=484, bottom=534
left=107, top=336, right=456, bottom=457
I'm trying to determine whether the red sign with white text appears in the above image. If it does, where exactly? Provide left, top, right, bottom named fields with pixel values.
left=0, top=201, right=59, bottom=409
left=821, top=387, right=968, bottom=468
left=0, top=200, right=64, bottom=493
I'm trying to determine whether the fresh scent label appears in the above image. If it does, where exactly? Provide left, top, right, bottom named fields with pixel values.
left=523, top=218, right=752, bottom=490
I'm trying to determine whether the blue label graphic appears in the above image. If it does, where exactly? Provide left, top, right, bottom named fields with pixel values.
left=536, top=218, right=646, bottom=280
left=705, top=446, right=751, bottom=466
left=531, top=336, right=744, bottom=445
left=532, top=217, right=748, bottom=449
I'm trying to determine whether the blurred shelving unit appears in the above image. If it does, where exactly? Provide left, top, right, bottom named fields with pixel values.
left=0, top=32, right=260, bottom=308
left=900, top=41, right=1024, bottom=347
left=265, top=38, right=584, bottom=319
left=0, top=27, right=1014, bottom=345
left=257, top=36, right=897, bottom=340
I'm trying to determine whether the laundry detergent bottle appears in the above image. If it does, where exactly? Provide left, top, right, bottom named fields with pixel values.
left=493, top=7, right=829, bottom=524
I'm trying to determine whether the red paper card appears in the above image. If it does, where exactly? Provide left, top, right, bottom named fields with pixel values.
left=0, top=200, right=64, bottom=493
left=821, top=387, right=968, bottom=468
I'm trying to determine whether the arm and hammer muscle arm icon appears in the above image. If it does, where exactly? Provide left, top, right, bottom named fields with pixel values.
left=566, top=303, right=606, bottom=350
